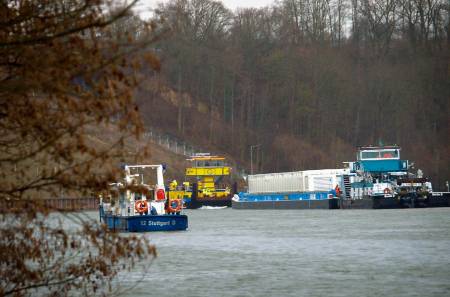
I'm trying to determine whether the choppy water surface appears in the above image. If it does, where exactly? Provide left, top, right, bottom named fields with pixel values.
left=95, top=208, right=450, bottom=297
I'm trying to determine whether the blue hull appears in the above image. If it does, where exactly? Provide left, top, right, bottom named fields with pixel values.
left=233, top=191, right=338, bottom=209
left=100, top=213, right=188, bottom=232
left=238, top=191, right=331, bottom=201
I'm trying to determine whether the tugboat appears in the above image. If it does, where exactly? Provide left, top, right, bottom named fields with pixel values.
left=340, top=145, right=450, bottom=209
left=168, top=154, right=235, bottom=209
left=99, top=164, right=188, bottom=232
left=233, top=145, right=450, bottom=209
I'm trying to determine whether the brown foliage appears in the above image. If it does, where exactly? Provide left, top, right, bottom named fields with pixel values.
left=0, top=1, right=162, bottom=296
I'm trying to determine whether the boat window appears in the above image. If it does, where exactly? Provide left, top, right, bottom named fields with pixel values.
left=361, top=151, right=380, bottom=159
left=195, top=159, right=225, bottom=167
left=361, top=149, right=399, bottom=159
left=381, top=150, right=398, bottom=158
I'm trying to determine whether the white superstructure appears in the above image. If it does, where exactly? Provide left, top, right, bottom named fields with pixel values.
left=102, top=164, right=168, bottom=216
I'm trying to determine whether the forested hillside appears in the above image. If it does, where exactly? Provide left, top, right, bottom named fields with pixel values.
left=136, top=0, right=449, bottom=189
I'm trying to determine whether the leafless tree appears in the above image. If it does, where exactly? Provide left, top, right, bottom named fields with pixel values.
left=0, top=1, right=163, bottom=295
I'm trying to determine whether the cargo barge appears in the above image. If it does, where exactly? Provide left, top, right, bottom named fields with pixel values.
left=233, top=146, right=450, bottom=209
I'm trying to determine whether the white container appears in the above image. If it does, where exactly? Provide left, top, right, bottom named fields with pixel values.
left=248, top=171, right=304, bottom=194
left=248, top=168, right=350, bottom=194
left=303, top=169, right=349, bottom=192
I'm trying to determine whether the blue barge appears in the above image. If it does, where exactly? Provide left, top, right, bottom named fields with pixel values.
left=234, top=191, right=339, bottom=209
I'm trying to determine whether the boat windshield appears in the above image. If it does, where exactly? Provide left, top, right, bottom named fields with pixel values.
left=195, top=160, right=225, bottom=167
left=360, top=149, right=399, bottom=160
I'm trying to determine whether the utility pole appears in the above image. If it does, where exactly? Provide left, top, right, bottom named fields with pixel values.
left=250, top=144, right=261, bottom=175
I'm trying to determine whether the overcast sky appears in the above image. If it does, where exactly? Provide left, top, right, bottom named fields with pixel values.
left=136, top=0, right=276, bottom=17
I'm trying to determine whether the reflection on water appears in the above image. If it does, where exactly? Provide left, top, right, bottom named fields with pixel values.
left=83, top=208, right=450, bottom=297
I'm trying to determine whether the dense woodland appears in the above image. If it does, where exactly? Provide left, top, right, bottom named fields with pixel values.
left=135, top=0, right=449, bottom=188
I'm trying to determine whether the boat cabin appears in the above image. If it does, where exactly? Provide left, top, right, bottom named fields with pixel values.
left=181, top=153, right=232, bottom=199
left=352, top=146, right=408, bottom=174
left=185, top=153, right=230, bottom=177
left=358, top=146, right=400, bottom=160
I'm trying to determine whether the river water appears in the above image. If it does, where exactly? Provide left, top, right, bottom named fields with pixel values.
left=89, top=208, right=450, bottom=296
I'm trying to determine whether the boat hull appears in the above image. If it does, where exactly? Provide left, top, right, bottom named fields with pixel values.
left=100, top=213, right=188, bottom=232
left=184, top=196, right=231, bottom=209
left=232, top=199, right=339, bottom=209
left=339, top=197, right=406, bottom=209
left=232, top=193, right=450, bottom=210
left=232, top=191, right=336, bottom=209
left=182, top=182, right=231, bottom=209
left=340, top=193, right=450, bottom=209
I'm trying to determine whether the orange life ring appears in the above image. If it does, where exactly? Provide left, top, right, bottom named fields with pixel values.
left=135, top=200, right=148, bottom=214
left=383, top=188, right=391, bottom=194
left=168, top=199, right=182, bottom=213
